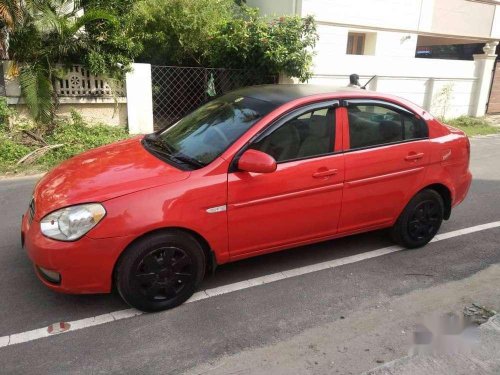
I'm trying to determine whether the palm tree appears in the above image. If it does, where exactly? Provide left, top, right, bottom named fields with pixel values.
left=2, top=0, right=115, bottom=124
left=0, top=0, right=25, bottom=59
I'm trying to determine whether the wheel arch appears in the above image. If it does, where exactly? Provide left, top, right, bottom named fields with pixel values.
left=419, top=183, right=452, bottom=220
left=112, top=227, right=217, bottom=289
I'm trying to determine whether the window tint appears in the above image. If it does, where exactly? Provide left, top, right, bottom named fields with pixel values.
left=251, top=107, right=335, bottom=162
left=347, top=104, right=427, bottom=149
left=154, top=95, right=275, bottom=166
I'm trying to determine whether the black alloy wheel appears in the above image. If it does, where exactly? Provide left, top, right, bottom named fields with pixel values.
left=116, top=231, right=206, bottom=312
left=134, top=246, right=194, bottom=301
left=392, top=189, right=444, bottom=249
left=407, top=200, right=441, bottom=242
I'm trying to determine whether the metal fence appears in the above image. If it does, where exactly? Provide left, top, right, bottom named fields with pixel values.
left=151, top=65, right=278, bottom=129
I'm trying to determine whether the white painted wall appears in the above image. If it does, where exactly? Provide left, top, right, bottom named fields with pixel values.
left=246, top=0, right=298, bottom=16
left=373, top=32, right=417, bottom=58
left=301, top=0, right=498, bottom=39
left=125, top=63, right=154, bottom=134
left=430, top=0, right=495, bottom=38
left=249, top=0, right=498, bottom=119
left=491, top=5, right=500, bottom=39
left=309, top=23, right=484, bottom=118
left=302, top=0, right=423, bottom=31
left=313, top=26, right=476, bottom=77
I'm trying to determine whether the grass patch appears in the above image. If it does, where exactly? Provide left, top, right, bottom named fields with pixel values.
left=0, top=110, right=129, bottom=177
left=445, top=116, right=499, bottom=137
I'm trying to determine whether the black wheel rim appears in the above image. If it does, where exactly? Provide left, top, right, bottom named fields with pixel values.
left=133, top=246, right=194, bottom=301
left=408, top=200, right=441, bottom=241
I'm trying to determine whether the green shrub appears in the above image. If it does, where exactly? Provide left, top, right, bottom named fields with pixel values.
left=0, top=110, right=129, bottom=175
left=38, top=111, right=129, bottom=167
left=0, top=97, right=13, bottom=130
left=446, top=116, right=499, bottom=136
left=0, top=134, right=32, bottom=163
left=447, top=116, right=489, bottom=128
left=133, top=0, right=319, bottom=81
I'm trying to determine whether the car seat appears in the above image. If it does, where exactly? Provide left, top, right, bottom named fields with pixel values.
left=297, top=110, right=334, bottom=158
left=378, top=120, right=402, bottom=143
left=258, top=122, right=301, bottom=161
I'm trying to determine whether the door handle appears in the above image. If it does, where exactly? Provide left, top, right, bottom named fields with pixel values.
left=312, top=169, right=338, bottom=178
left=405, top=152, right=424, bottom=161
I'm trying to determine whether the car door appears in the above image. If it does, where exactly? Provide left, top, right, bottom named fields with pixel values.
left=338, top=99, right=431, bottom=233
left=227, top=101, right=345, bottom=259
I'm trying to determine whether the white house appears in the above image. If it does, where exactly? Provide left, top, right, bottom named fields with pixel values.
left=248, top=0, right=500, bottom=119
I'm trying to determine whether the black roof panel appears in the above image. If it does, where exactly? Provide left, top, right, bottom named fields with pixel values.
left=227, top=84, right=358, bottom=106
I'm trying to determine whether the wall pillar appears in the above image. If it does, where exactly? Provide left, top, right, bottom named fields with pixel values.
left=471, top=41, right=498, bottom=117
left=278, top=72, right=299, bottom=84
left=422, top=77, right=435, bottom=112
left=126, top=63, right=154, bottom=134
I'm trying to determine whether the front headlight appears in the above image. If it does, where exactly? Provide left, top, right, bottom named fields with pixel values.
left=40, top=203, right=106, bottom=241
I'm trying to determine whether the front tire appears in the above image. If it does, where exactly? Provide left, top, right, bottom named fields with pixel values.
left=116, top=231, right=206, bottom=312
left=392, top=189, right=444, bottom=249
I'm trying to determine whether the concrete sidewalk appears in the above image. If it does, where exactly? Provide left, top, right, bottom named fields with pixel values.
left=364, top=314, right=500, bottom=375
left=486, top=114, right=500, bottom=128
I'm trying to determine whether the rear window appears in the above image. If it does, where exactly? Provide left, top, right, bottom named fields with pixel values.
left=348, top=103, right=428, bottom=149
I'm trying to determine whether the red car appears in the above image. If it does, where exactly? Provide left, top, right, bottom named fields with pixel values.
left=21, top=85, right=471, bottom=311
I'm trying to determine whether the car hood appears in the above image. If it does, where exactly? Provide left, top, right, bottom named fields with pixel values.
left=33, top=136, right=190, bottom=220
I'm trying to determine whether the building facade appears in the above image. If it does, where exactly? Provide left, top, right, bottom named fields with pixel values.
left=248, top=0, right=500, bottom=118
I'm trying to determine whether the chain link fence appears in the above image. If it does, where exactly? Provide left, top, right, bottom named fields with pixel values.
left=151, top=65, right=278, bottom=129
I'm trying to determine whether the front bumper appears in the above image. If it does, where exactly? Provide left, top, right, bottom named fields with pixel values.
left=21, top=212, right=134, bottom=294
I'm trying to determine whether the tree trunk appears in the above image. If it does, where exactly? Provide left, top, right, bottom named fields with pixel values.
left=0, top=26, right=9, bottom=60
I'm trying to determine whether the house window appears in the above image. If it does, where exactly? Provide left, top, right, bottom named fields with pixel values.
left=346, top=32, right=365, bottom=55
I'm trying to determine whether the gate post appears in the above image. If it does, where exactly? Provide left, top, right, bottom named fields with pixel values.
left=126, top=63, right=154, bottom=134
left=471, top=42, right=498, bottom=117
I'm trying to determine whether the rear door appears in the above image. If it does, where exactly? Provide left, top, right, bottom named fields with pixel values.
left=338, top=99, right=431, bottom=233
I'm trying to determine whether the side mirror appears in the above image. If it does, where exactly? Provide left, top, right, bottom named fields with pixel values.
left=237, top=149, right=277, bottom=174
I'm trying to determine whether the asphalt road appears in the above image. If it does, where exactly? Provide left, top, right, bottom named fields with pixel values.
left=0, top=135, right=499, bottom=374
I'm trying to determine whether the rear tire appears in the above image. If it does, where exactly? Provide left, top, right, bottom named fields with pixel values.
left=391, top=189, right=444, bottom=249
left=116, top=231, right=206, bottom=312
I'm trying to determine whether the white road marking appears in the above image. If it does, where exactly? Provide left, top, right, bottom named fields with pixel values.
left=1, top=221, right=499, bottom=349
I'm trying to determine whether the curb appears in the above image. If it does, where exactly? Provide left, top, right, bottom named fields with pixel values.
left=470, top=133, right=500, bottom=139
left=0, top=173, right=46, bottom=182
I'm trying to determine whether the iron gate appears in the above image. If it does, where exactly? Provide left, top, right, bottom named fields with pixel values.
left=151, top=65, right=277, bottom=129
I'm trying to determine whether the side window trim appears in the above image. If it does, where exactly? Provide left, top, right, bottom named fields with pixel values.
left=343, top=138, right=429, bottom=153
left=229, top=100, right=340, bottom=172
left=343, top=99, right=429, bottom=152
left=343, top=99, right=415, bottom=116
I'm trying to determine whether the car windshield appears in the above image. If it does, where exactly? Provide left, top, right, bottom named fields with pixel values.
left=144, top=95, right=275, bottom=169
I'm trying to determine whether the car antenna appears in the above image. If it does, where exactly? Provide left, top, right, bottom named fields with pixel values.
left=361, top=75, right=377, bottom=90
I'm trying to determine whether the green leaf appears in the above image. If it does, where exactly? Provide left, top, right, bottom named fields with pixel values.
left=19, top=64, right=54, bottom=124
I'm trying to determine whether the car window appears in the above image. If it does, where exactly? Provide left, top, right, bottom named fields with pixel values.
left=154, top=95, right=275, bottom=166
left=251, top=107, right=335, bottom=162
left=348, top=103, right=427, bottom=149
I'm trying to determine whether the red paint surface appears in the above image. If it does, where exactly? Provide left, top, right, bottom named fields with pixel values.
left=237, top=149, right=277, bottom=174
left=22, top=90, right=472, bottom=294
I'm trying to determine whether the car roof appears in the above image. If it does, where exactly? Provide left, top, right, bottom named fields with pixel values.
left=228, top=84, right=359, bottom=106
left=227, top=84, right=427, bottom=116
